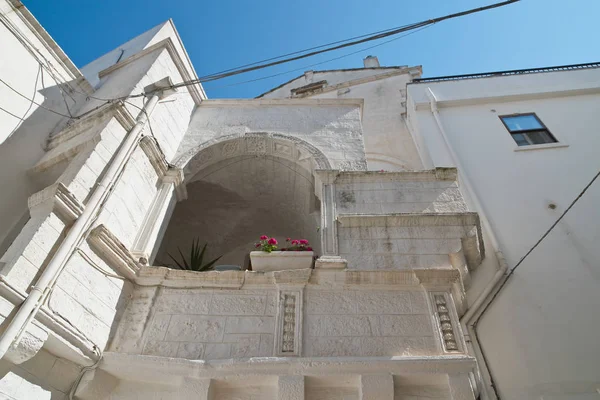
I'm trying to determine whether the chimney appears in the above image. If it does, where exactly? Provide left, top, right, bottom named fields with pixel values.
left=363, top=55, right=380, bottom=68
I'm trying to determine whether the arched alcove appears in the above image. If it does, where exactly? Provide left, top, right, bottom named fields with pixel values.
left=154, top=134, right=330, bottom=268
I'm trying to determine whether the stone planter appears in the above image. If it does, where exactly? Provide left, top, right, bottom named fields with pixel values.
left=250, top=251, right=314, bottom=272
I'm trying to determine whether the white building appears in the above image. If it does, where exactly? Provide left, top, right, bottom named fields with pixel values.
left=0, top=1, right=598, bottom=398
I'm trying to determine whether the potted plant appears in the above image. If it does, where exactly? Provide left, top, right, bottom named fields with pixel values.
left=167, top=238, right=222, bottom=272
left=250, top=235, right=314, bottom=272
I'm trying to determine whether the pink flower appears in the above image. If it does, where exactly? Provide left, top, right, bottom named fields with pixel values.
left=286, top=238, right=291, bottom=242
left=260, top=235, right=268, bottom=240
left=299, top=239, right=309, bottom=245
left=255, top=243, right=260, bottom=248
left=268, top=238, right=278, bottom=245
left=380, top=169, right=385, bottom=172
left=306, top=247, right=313, bottom=251
left=291, top=240, right=299, bottom=245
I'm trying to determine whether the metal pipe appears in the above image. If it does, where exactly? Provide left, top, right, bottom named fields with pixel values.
left=0, top=79, right=174, bottom=359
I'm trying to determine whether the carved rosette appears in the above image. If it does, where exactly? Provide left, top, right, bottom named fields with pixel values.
left=432, top=293, right=460, bottom=352
left=275, top=289, right=303, bottom=356
left=282, top=294, right=296, bottom=353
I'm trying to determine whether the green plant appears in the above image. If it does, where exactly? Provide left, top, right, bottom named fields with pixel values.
left=168, top=239, right=222, bottom=272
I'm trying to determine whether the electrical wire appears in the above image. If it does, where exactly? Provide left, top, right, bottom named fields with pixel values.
left=122, top=0, right=519, bottom=98
left=6, top=64, right=41, bottom=137
left=0, top=105, right=26, bottom=121
left=0, top=0, right=519, bottom=120
left=205, top=25, right=433, bottom=91
left=471, top=168, right=600, bottom=398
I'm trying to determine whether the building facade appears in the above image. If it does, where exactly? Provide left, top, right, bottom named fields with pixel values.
left=0, top=1, right=598, bottom=399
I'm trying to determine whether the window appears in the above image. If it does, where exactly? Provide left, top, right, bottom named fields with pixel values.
left=500, top=114, right=557, bottom=147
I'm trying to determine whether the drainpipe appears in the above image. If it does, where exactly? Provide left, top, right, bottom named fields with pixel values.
left=0, top=77, right=177, bottom=359
left=426, top=87, right=507, bottom=399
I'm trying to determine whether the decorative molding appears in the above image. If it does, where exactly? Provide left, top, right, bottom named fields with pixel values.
left=314, top=255, right=347, bottom=269
left=97, top=38, right=204, bottom=105
left=87, top=225, right=140, bottom=280
left=274, top=290, right=303, bottom=357
left=412, top=86, right=600, bottom=110
left=430, top=292, right=462, bottom=353
left=46, top=101, right=135, bottom=151
left=333, top=168, right=458, bottom=184
left=273, top=268, right=312, bottom=287
left=101, top=352, right=476, bottom=383
left=199, top=98, right=364, bottom=109
left=163, top=168, right=187, bottom=201
left=183, top=134, right=332, bottom=183
left=6, top=0, right=93, bottom=93
left=139, top=136, right=169, bottom=178
left=27, top=182, right=84, bottom=222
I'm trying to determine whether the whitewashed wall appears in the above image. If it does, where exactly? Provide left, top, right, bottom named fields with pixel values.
left=0, top=0, right=90, bottom=256
left=407, top=67, right=600, bottom=400
left=260, top=68, right=424, bottom=171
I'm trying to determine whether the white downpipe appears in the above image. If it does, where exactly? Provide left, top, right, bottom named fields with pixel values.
left=0, top=88, right=167, bottom=359
left=426, top=88, right=507, bottom=399
left=425, top=86, right=508, bottom=314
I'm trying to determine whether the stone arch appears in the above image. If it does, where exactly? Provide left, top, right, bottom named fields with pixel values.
left=155, top=133, right=329, bottom=269
left=175, top=132, right=332, bottom=183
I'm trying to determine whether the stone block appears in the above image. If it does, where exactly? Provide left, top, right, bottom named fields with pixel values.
left=306, top=315, right=372, bottom=337
left=46, top=357, right=81, bottom=392
left=305, top=337, right=359, bottom=357
left=225, top=334, right=261, bottom=358
left=210, top=294, right=267, bottom=315
left=177, top=343, right=205, bottom=359
left=143, top=340, right=179, bottom=357
left=204, top=343, right=231, bottom=360
left=164, top=315, right=225, bottom=342
left=278, top=376, right=304, bottom=400
left=224, top=316, right=275, bottom=334
left=410, top=291, right=430, bottom=314
left=355, top=291, right=411, bottom=314
left=155, top=294, right=212, bottom=315
left=378, top=315, right=433, bottom=336
left=146, top=314, right=172, bottom=341
left=304, top=290, right=357, bottom=315
left=259, top=334, right=274, bottom=357
left=360, top=374, right=393, bottom=400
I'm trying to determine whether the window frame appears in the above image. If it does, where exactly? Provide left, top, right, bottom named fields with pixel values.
left=499, top=113, right=558, bottom=147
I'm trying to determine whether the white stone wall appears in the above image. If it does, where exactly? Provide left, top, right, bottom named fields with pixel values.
left=335, top=173, right=466, bottom=214
left=0, top=0, right=90, bottom=255
left=120, top=287, right=278, bottom=359
left=0, top=350, right=81, bottom=400
left=260, top=68, right=424, bottom=171
left=303, top=289, right=437, bottom=357
left=175, top=100, right=367, bottom=171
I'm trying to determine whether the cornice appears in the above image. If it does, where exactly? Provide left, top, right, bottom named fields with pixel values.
left=27, top=182, right=84, bottom=222
left=7, top=1, right=93, bottom=94
left=101, top=352, right=476, bottom=383
left=87, top=225, right=140, bottom=281
left=412, top=86, right=600, bottom=110
left=98, top=38, right=204, bottom=105
left=46, top=101, right=135, bottom=151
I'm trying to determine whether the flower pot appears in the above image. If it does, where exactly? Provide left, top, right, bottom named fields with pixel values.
left=250, top=251, right=314, bottom=272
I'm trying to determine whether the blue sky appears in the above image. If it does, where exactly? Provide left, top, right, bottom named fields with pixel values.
left=23, top=0, right=600, bottom=98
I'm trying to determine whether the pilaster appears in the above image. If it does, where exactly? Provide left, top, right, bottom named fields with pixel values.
left=448, top=373, right=476, bottom=400
left=277, top=376, right=304, bottom=400
left=314, top=169, right=346, bottom=269
left=359, top=374, right=394, bottom=400
left=273, top=269, right=311, bottom=357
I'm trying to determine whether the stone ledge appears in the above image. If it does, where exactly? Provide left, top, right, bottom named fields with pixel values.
left=135, top=267, right=461, bottom=289
left=88, top=224, right=140, bottom=280
left=334, top=168, right=458, bottom=183
left=27, top=182, right=84, bottom=222
left=101, top=352, right=476, bottom=384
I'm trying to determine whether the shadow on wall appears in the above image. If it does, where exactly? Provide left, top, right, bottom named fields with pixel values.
left=155, top=156, right=321, bottom=269
left=0, top=81, right=87, bottom=259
